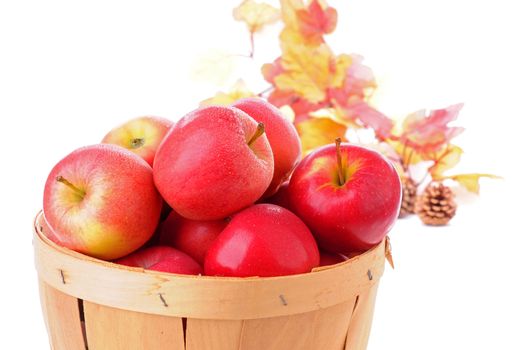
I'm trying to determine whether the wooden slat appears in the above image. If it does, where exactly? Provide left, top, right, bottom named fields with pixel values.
left=185, top=319, right=243, bottom=350
left=83, top=301, right=185, bottom=350
left=34, top=212, right=386, bottom=320
left=345, top=283, right=380, bottom=350
left=238, top=299, right=356, bottom=350
left=38, top=280, right=86, bottom=350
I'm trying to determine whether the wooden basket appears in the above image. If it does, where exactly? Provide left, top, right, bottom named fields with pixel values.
left=33, top=212, right=389, bottom=350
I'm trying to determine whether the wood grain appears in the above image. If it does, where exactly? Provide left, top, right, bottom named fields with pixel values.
left=238, top=299, right=357, bottom=350
left=83, top=301, right=185, bottom=350
left=345, top=283, right=380, bottom=350
left=34, top=212, right=386, bottom=320
left=186, top=318, right=243, bottom=350
left=38, top=280, right=86, bottom=350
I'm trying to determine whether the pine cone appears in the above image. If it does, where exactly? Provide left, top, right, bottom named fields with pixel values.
left=416, top=182, right=457, bottom=226
left=399, top=176, right=417, bottom=218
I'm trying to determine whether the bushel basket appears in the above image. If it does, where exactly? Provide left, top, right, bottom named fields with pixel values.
left=33, top=212, right=389, bottom=350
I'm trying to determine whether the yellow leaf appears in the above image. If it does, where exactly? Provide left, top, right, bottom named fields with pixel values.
left=274, top=42, right=351, bottom=103
left=233, top=0, right=281, bottom=33
left=447, top=173, right=502, bottom=194
left=279, top=0, right=304, bottom=30
left=295, top=117, right=347, bottom=155
left=190, top=49, right=236, bottom=85
left=200, top=80, right=254, bottom=106
left=429, top=145, right=463, bottom=179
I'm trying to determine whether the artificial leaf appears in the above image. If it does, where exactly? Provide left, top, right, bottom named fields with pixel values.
left=233, top=0, right=281, bottom=33
left=295, top=117, right=347, bottom=154
left=398, top=104, right=465, bottom=154
left=274, top=42, right=351, bottom=103
left=296, top=0, right=338, bottom=44
left=429, top=145, right=463, bottom=180
left=446, top=173, right=501, bottom=194
left=200, top=80, right=254, bottom=106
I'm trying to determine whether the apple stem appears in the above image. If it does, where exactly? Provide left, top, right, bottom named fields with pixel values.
left=130, top=138, right=145, bottom=149
left=56, top=176, right=86, bottom=198
left=335, top=138, right=345, bottom=186
left=247, top=122, right=265, bottom=146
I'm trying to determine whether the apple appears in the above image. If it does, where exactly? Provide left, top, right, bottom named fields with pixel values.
left=102, top=116, right=174, bottom=166
left=232, top=98, right=301, bottom=197
left=43, top=144, right=163, bottom=260
left=154, top=106, right=274, bottom=220
left=204, top=204, right=320, bottom=277
left=288, top=139, right=401, bottom=253
left=159, top=211, right=227, bottom=264
left=319, top=251, right=348, bottom=267
left=264, top=181, right=292, bottom=210
left=115, top=246, right=202, bottom=275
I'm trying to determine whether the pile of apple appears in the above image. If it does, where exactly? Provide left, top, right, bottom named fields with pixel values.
left=43, top=98, right=401, bottom=277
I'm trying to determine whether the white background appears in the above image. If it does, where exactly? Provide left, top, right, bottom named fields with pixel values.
left=1, top=0, right=526, bottom=349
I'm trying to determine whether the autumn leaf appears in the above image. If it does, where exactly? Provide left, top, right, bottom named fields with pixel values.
left=446, top=173, right=501, bottom=194
left=428, top=145, right=463, bottom=180
left=274, top=42, right=351, bottom=103
left=296, top=0, right=338, bottom=44
left=262, top=58, right=284, bottom=84
left=328, top=54, right=377, bottom=104
left=200, top=80, right=254, bottom=106
left=295, top=117, right=347, bottom=154
left=397, top=104, right=465, bottom=154
left=336, top=100, right=393, bottom=139
left=233, top=0, right=281, bottom=33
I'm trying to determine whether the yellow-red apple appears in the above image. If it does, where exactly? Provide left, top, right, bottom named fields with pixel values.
left=43, top=144, right=163, bottom=260
left=102, top=116, right=173, bottom=166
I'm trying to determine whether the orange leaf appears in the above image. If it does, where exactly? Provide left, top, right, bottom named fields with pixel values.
left=200, top=80, right=254, bottom=106
left=446, top=173, right=501, bottom=194
left=233, top=0, right=281, bottom=33
left=296, top=0, right=337, bottom=44
left=295, top=117, right=347, bottom=154
left=429, top=145, right=463, bottom=180
left=274, top=42, right=351, bottom=103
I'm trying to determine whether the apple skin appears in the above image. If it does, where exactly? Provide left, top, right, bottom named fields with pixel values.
left=43, top=144, right=163, bottom=260
left=319, top=251, right=348, bottom=267
left=204, top=204, right=320, bottom=277
left=288, top=143, right=401, bottom=253
left=102, top=116, right=173, bottom=166
left=159, top=211, right=227, bottom=264
left=232, top=98, right=301, bottom=197
left=115, top=246, right=202, bottom=275
left=153, top=106, right=274, bottom=220
left=264, top=181, right=292, bottom=210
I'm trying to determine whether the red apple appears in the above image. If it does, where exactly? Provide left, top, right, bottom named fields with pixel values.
left=288, top=139, right=401, bottom=253
left=115, top=246, right=202, bottom=275
left=204, top=204, right=320, bottom=277
left=159, top=211, right=227, bottom=264
left=232, top=98, right=301, bottom=197
left=43, top=144, right=162, bottom=260
left=319, top=251, right=348, bottom=267
left=264, top=181, right=292, bottom=210
left=154, top=106, right=274, bottom=220
left=102, top=116, right=173, bottom=166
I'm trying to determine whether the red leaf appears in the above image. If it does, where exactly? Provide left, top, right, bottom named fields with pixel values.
left=296, top=0, right=337, bottom=44
left=399, top=104, right=465, bottom=153
left=261, top=58, right=284, bottom=84
left=339, top=100, right=394, bottom=139
left=328, top=55, right=376, bottom=104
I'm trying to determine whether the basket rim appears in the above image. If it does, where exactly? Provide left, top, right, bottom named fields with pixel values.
left=34, top=211, right=381, bottom=281
left=34, top=211, right=387, bottom=319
